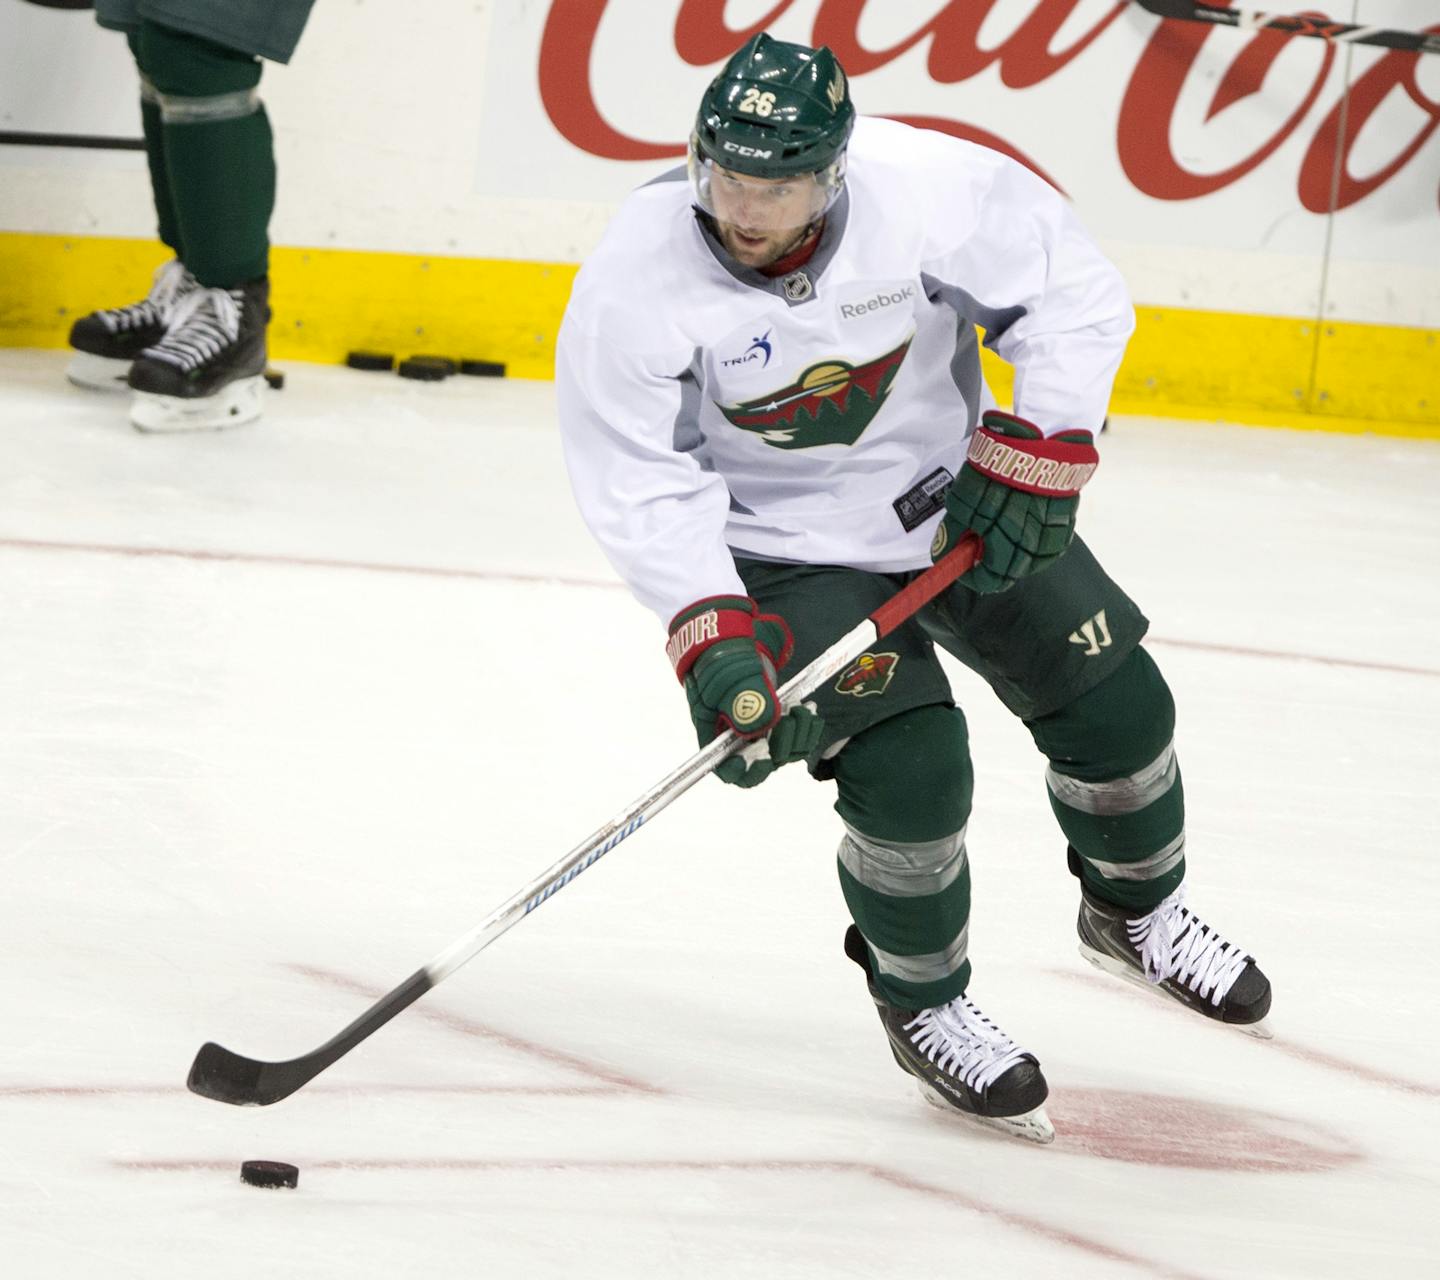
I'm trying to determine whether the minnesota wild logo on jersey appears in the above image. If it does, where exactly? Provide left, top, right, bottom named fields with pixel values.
left=717, top=335, right=912, bottom=449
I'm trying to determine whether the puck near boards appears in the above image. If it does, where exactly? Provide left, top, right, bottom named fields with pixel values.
left=240, top=1160, right=300, bottom=1189
left=460, top=359, right=506, bottom=377
left=408, top=353, right=457, bottom=375
left=345, top=350, right=395, bottom=372
left=396, top=355, right=454, bottom=381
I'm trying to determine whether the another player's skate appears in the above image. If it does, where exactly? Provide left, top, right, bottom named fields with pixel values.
left=67, top=258, right=198, bottom=390
left=127, top=277, right=269, bottom=432
left=844, top=926, right=1053, bottom=1144
left=1076, top=880, right=1272, bottom=1037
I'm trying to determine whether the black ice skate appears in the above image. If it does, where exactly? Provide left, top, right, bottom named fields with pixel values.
left=127, top=276, right=270, bottom=432
left=844, top=926, right=1053, bottom=1144
left=1076, top=880, right=1272, bottom=1037
left=66, top=258, right=198, bottom=390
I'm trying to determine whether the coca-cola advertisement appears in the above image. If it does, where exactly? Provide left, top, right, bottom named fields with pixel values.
left=481, top=0, right=1439, bottom=325
left=2, top=0, right=1436, bottom=335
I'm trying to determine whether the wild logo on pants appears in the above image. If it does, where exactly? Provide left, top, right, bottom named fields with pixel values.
left=836, top=652, right=899, bottom=697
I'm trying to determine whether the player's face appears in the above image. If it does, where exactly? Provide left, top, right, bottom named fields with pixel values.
left=708, top=167, right=826, bottom=268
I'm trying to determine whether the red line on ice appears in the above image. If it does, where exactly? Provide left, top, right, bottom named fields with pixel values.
left=290, top=963, right=665, bottom=1096
left=113, top=1156, right=1213, bottom=1280
left=0, top=535, right=612, bottom=593
left=0, top=1083, right=622, bottom=1098
left=1143, top=634, right=1439, bottom=679
left=2, top=534, right=1434, bottom=679
left=1050, top=967, right=1440, bottom=1098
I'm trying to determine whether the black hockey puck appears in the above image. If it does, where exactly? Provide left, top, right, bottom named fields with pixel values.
left=409, top=354, right=457, bottom=375
left=263, top=368, right=285, bottom=391
left=397, top=356, right=453, bottom=382
left=345, top=350, right=395, bottom=372
left=460, top=359, right=507, bottom=378
left=240, top=1160, right=299, bottom=1189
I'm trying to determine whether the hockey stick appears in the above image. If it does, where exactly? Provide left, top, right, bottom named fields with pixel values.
left=1134, top=0, right=1440, bottom=55
left=186, top=534, right=981, bottom=1106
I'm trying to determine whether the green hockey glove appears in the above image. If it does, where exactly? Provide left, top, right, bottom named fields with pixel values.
left=667, top=596, right=824, bottom=788
left=931, top=409, right=1100, bottom=593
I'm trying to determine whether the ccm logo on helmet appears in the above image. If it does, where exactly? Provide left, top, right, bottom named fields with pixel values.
left=722, top=141, right=775, bottom=158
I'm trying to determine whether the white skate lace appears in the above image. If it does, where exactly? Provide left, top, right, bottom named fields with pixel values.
left=1129, top=886, right=1252, bottom=1006
left=904, top=997, right=1030, bottom=1092
left=143, top=286, right=243, bottom=372
left=98, top=259, right=195, bottom=334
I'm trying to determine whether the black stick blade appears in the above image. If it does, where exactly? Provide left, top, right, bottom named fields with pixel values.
left=186, top=967, right=435, bottom=1106
left=186, top=1041, right=294, bottom=1106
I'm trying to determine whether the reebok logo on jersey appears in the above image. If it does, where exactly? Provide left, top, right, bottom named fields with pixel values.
left=839, top=284, right=915, bottom=320
left=716, top=335, right=913, bottom=450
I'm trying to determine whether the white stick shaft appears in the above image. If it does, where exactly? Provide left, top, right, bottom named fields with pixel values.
left=424, top=616, right=877, bottom=982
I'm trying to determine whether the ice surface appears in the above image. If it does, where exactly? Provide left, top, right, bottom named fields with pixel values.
left=2, top=350, right=1437, bottom=1278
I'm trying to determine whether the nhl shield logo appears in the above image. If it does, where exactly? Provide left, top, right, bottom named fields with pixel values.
left=782, top=271, right=813, bottom=302
left=835, top=652, right=900, bottom=697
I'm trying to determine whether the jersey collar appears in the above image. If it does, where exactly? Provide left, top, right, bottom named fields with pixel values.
left=694, top=188, right=850, bottom=306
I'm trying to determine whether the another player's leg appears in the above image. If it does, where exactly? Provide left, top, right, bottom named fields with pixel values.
left=125, top=21, right=272, bottom=431
left=67, top=258, right=199, bottom=391
left=832, top=706, right=1053, bottom=1143
left=1028, top=646, right=1272, bottom=1034
left=68, top=32, right=196, bottom=391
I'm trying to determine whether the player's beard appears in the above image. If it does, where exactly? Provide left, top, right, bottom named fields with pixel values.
left=718, top=220, right=817, bottom=269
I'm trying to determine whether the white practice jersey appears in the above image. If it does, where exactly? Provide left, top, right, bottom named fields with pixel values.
left=556, top=116, right=1134, bottom=626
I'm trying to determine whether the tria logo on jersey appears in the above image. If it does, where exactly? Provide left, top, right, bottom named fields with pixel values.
left=720, top=328, right=775, bottom=370
left=716, top=335, right=912, bottom=449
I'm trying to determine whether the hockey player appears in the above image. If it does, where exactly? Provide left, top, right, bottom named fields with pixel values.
left=65, top=1, right=314, bottom=432
left=555, top=33, right=1271, bottom=1144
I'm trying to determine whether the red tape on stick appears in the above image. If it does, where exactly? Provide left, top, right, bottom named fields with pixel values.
left=869, top=534, right=980, bottom=638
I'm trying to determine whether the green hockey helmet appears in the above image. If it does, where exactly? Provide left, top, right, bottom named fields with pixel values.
left=689, top=33, right=855, bottom=222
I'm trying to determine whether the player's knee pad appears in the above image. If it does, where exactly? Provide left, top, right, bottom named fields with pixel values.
left=831, top=703, right=972, bottom=844
left=1028, top=645, right=1175, bottom=783
left=136, top=20, right=263, bottom=122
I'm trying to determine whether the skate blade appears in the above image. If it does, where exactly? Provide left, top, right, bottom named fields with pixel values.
left=917, top=1080, right=1055, bottom=1144
left=131, top=375, right=264, bottom=432
left=1079, top=942, right=1273, bottom=1039
left=66, top=353, right=133, bottom=392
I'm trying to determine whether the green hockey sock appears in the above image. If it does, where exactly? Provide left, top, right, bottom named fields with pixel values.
left=832, top=705, right=974, bottom=1009
left=136, top=20, right=274, bottom=287
left=162, top=108, right=274, bottom=285
left=1028, top=647, right=1186, bottom=912
left=140, top=92, right=184, bottom=257
left=127, top=31, right=181, bottom=255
